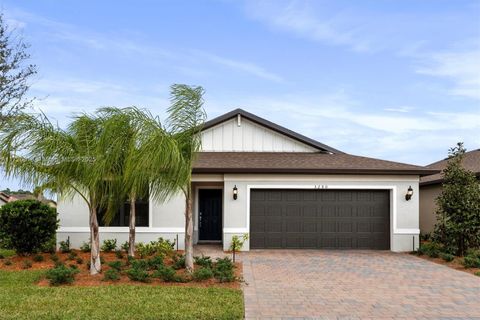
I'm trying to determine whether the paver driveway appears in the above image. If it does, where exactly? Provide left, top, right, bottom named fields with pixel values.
left=241, top=250, right=480, bottom=319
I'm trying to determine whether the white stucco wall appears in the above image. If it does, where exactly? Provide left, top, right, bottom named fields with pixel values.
left=201, top=117, right=317, bottom=152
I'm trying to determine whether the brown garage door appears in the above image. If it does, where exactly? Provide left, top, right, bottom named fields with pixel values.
left=250, top=189, right=390, bottom=249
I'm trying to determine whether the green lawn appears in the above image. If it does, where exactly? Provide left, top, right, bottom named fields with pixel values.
left=0, top=270, right=244, bottom=319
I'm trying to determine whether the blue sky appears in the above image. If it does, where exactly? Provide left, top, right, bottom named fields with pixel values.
left=1, top=0, right=479, bottom=190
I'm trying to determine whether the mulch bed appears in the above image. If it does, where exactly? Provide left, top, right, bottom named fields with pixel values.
left=0, top=250, right=242, bottom=289
left=412, top=253, right=480, bottom=276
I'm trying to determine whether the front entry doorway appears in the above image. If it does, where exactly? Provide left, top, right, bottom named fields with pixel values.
left=198, top=189, right=222, bottom=242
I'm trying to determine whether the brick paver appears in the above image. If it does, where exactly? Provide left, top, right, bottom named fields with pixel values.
left=240, top=250, right=480, bottom=319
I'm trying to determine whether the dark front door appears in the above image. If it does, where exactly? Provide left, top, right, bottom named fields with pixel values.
left=199, top=189, right=222, bottom=241
left=250, top=189, right=390, bottom=250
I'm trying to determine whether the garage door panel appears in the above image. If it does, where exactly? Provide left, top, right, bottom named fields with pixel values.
left=250, top=189, right=390, bottom=250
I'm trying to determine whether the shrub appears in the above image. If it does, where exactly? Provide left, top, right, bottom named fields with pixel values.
left=41, top=237, right=57, bottom=253
left=131, top=259, right=148, bottom=270
left=59, top=238, right=71, bottom=253
left=101, top=239, right=117, bottom=252
left=153, top=265, right=180, bottom=282
left=33, top=254, right=44, bottom=262
left=466, top=249, right=480, bottom=259
left=67, top=252, right=77, bottom=260
left=69, top=264, right=78, bottom=270
left=50, top=253, right=59, bottom=262
left=136, top=242, right=155, bottom=258
left=4, top=259, right=12, bottom=266
left=193, top=267, right=213, bottom=281
left=115, top=250, right=124, bottom=259
left=462, top=255, right=480, bottom=268
left=54, top=260, right=64, bottom=268
left=172, top=254, right=185, bottom=270
left=103, top=269, right=120, bottom=281
left=75, top=257, right=83, bottom=265
left=107, top=260, right=123, bottom=271
left=214, top=257, right=235, bottom=282
left=80, top=241, right=91, bottom=253
left=194, top=255, right=213, bottom=268
left=121, top=241, right=129, bottom=252
left=147, top=255, right=164, bottom=270
left=417, top=242, right=443, bottom=258
left=22, top=260, right=32, bottom=269
left=439, top=252, right=455, bottom=262
left=0, top=200, right=58, bottom=255
left=475, top=271, right=480, bottom=277
left=126, top=267, right=150, bottom=282
left=46, top=265, right=79, bottom=286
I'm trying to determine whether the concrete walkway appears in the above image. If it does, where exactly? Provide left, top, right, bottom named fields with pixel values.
left=241, top=250, right=480, bottom=319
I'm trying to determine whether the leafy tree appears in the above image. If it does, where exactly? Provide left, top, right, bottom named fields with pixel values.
left=433, top=142, right=480, bottom=255
left=0, top=14, right=37, bottom=121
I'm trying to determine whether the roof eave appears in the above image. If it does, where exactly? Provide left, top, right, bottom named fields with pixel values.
left=193, top=168, right=439, bottom=176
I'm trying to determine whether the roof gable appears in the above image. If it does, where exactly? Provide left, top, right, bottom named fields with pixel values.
left=201, top=109, right=343, bottom=154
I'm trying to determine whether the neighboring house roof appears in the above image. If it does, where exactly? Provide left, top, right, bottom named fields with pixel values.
left=0, top=192, right=9, bottom=204
left=0, top=192, right=57, bottom=207
left=202, top=108, right=344, bottom=154
left=193, top=152, right=437, bottom=176
left=420, top=149, right=480, bottom=186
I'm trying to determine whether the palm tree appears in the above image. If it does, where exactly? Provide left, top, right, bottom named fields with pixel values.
left=96, top=107, right=181, bottom=257
left=0, top=112, right=113, bottom=275
left=166, top=84, right=206, bottom=272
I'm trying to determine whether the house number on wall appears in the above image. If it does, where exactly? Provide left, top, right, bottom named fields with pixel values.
left=314, top=185, right=328, bottom=189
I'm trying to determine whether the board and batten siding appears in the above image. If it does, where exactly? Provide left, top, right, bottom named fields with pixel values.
left=201, top=117, right=317, bottom=152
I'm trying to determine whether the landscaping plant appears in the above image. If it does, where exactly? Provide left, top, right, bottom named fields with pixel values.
left=126, top=267, right=150, bottom=283
left=153, top=265, right=181, bottom=282
left=22, top=260, right=32, bottom=269
left=193, top=267, right=214, bottom=281
left=3, top=259, right=12, bottom=266
left=33, top=254, right=44, bottom=262
left=214, top=257, right=235, bottom=282
left=0, top=200, right=58, bottom=255
left=75, top=257, right=83, bottom=265
left=101, top=239, right=117, bottom=252
left=147, top=255, right=164, bottom=270
left=59, top=238, right=71, bottom=253
left=80, top=242, right=91, bottom=253
left=103, top=269, right=120, bottom=281
left=107, top=260, right=123, bottom=271
left=172, top=254, right=186, bottom=270
left=46, top=265, right=79, bottom=286
left=433, top=143, right=480, bottom=256
left=194, top=255, right=213, bottom=268
left=115, top=249, right=124, bottom=259
left=229, top=233, right=248, bottom=262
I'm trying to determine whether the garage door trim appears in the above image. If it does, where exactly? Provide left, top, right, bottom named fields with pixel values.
left=246, top=184, right=398, bottom=250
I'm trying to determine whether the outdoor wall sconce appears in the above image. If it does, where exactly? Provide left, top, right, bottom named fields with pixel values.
left=405, top=186, right=413, bottom=201
left=233, top=185, right=238, bottom=200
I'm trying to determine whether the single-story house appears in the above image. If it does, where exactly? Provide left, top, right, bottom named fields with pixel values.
left=0, top=192, right=57, bottom=208
left=419, top=148, right=480, bottom=234
left=57, top=109, right=437, bottom=252
left=0, top=192, right=9, bottom=207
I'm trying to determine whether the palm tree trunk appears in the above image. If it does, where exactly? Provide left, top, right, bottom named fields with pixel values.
left=184, top=187, right=194, bottom=272
left=89, top=206, right=101, bottom=275
left=128, top=195, right=136, bottom=257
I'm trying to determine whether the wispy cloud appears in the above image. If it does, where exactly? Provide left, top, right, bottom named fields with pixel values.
left=416, top=47, right=480, bottom=100
left=195, top=51, right=284, bottom=82
left=244, top=0, right=372, bottom=52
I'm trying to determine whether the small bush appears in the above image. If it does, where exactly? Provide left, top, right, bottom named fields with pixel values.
left=147, top=255, right=164, bottom=270
left=463, top=255, right=480, bottom=268
left=75, top=257, right=83, bottom=265
left=69, top=264, right=78, bottom=270
left=50, top=254, right=59, bottom=262
left=80, top=242, right=91, bottom=253
left=0, top=200, right=58, bottom=254
left=126, top=255, right=134, bottom=265
left=131, top=259, right=148, bottom=270
left=194, top=255, right=213, bottom=268
left=101, top=239, right=117, bottom=252
left=193, top=267, right=213, bottom=281
left=103, top=269, right=120, bottom=281
left=107, top=260, right=123, bottom=271
left=466, top=249, right=480, bottom=259
left=136, top=242, right=155, bottom=258
left=417, top=242, right=443, bottom=258
left=22, top=260, right=32, bottom=269
left=121, top=241, right=129, bottom=252
left=153, top=265, right=180, bottom=282
left=59, top=239, right=71, bottom=253
left=475, top=271, right=480, bottom=277
left=172, top=254, right=186, bottom=270
left=4, top=259, right=12, bottom=266
left=33, top=254, right=44, bottom=262
left=214, top=257, right=235, bottom=282
left=439, top=252, right=455, bottom=262
left=54, top=260, right=64, bottom=268
left=126, top=267, right=150, bottom=282
left=67, top=252, right=77, bottom=260
left=46, top=265, right=79, bottom=286
left=115, top=250, right=124, bottom=259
